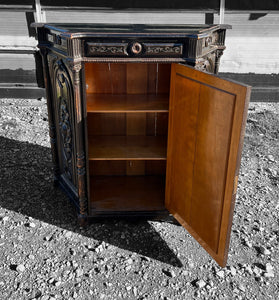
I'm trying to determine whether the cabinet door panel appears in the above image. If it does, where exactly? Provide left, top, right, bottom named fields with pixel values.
left=166, top=64, right=250, bottom=267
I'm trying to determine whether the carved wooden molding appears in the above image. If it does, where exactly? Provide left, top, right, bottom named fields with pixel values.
left=87, top=42, right=183, bottom=57
left=87, top=43, right=128, bottom=56
left=67, top=62, right=82, bottom=85
left=76, top=151, right=88, bottom=216
left=145, top=43, right=183, bottom=56
left=76, top=152, right=86, bottom=176
left=68, top=62, right=82, bottom=73
left=58, top=95, right=73, bottom=181
left=195, top=52, right=216, bottom=74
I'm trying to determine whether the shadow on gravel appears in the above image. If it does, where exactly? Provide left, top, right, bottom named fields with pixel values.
left=0, top=137, right=182, bottom=267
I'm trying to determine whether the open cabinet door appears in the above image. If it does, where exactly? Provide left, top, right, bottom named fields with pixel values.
left=166, top=64, right=251, bottom=267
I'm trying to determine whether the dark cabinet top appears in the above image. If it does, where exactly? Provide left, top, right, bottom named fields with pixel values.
left=35, top=23, right=231, bottom=38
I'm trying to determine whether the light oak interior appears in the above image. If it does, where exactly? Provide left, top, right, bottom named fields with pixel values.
left=84, top=62, right=250, bottom=267
left=85, top=63, right=171, bottom=213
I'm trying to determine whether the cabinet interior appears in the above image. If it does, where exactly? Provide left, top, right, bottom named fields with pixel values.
left=85, top=63, right=172, bottom=215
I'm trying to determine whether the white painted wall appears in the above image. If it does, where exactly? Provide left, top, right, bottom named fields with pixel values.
left=219, top=13, right=279, bottom=74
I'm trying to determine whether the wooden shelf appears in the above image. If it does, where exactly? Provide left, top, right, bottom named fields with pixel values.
left=88, top=136, right=167, bottom=160
left=90, top=176, right=165, bottom=213
left=86, top=93, right=169, bottom=113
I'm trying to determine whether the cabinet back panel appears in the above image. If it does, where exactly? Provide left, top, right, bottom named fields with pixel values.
left=87, top=113, right=126, bottom=136
left=85, top=63, right=171, bottom=95
left=89, top=160, right=166, bottom=176
left=87, top=112, right=168, bottom=136
left=146, top=112, right=169, bottom=136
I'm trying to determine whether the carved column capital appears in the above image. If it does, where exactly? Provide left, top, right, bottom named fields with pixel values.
left=68, top=62, right=82, bottom=85
left=68, top=62, right=82, bottom=73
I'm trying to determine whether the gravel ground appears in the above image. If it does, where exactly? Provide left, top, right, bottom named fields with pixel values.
left=0, top=97, right=278, bottom=300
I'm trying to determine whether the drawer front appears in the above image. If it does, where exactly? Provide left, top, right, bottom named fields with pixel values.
left=86, top=41, right=183, bottom=58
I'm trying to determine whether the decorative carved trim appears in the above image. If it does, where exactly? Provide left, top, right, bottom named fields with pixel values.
left=68, top=62, right=82, bottom=85
left=67, top=39, right=81, bottom=59
left=195, top=52, right=216, bottom=74
left=58, top=95, right=73, bottom=181
left=68, top=62, right=82, bottom=73
left=82, top=57, right=185, bottom=63
left=76, top=152, right=86, bottom=176
left=91, top=46, right=124, bottom=54
left=87, top=42, right=183, bottom=57
left=72, top=39, right=82, bottom=59
left=87, top=43, right=128, bottom=56
left=145, top=43, right=183, bottom=56
left=195, top=59, right=211, bottom=72
left=76, top=151, right=88, bottom=216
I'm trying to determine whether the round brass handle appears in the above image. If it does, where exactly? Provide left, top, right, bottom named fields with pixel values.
left=131, top=42, right=142, bottom=54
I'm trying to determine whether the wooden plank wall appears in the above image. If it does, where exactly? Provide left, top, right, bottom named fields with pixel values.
left=0, top=1, right=278, bottom=100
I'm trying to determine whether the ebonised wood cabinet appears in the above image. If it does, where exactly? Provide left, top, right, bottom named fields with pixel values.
left=35, top=23, right=251, bottom=267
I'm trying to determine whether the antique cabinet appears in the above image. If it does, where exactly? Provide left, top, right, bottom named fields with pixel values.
left=34, top=23, right=251, bottom=267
